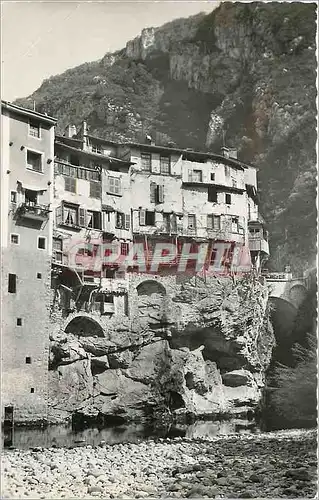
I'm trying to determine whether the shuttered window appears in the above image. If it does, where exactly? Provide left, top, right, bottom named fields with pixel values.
left=108, top=176, right=121, bottom=195
left=160, top=156, right=170, bottom=175
left=141, top=153, right=151, bottom=172
left=64, top=176, right=76, bottom=193
left=207, top=215, right=221, bottom=230
left=90, top=181, right=101, bottom=198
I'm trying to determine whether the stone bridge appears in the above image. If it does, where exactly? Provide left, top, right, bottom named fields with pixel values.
left=264, top=272, right=308, bottom=310
left=263, top=272, right=309, bottom=348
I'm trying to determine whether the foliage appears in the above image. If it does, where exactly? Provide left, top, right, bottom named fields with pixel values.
left=270, top=332, right=317, bottom=428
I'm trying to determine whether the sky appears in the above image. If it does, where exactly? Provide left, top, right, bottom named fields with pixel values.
left=1, top=0, right=219, bottom=101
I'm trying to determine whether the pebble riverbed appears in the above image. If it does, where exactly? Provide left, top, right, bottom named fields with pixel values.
left=1, top=429, right=317, bottom=499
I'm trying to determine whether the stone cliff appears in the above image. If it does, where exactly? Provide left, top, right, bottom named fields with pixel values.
left=16, top=2, right=317, bottom=275
left=47, top=274, right=274, bottom=425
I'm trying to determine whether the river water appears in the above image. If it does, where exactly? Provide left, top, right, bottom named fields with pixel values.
left=3, top=418, right=258, bottom=449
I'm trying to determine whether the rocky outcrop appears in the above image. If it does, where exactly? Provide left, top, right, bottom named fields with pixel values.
left=47, top=275, right=275, bottom=425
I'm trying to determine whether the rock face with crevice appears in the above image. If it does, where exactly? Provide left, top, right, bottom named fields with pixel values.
left=47, top=275, right=275, bottom=425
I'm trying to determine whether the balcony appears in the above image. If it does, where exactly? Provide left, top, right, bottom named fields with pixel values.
left=248, top=236, right=269, bottom=254
left=16, top=203, right=50, bottom=221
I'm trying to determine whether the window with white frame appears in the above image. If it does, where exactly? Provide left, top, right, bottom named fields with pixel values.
left=108, top=176, right=121, bottom=195
left=29, top=120, right=40, bottom=138
left=27, top=150, right=42, bottom=173
left=92, top=144, right=102, bottom=154
left=53, top=238, right=63, bottom=263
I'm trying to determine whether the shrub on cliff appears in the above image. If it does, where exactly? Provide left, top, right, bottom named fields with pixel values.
left=270, top=332, right=317, bottom=428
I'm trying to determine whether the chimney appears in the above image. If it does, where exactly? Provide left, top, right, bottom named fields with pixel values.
left=82, top=121, right=89, bottom=151
left=64, top=125, right=77, bottom=138
left=221, top=146, right=238, bottom=159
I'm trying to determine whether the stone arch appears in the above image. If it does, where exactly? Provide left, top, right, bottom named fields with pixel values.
left=64, top=314, right=105, bottom=337
left=136, top=280, right=167, bottom=325
left=136, top=280, right=166, bottom=296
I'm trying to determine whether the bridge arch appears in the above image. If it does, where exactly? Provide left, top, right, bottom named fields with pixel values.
left=63, top=313, right=105, bottom=337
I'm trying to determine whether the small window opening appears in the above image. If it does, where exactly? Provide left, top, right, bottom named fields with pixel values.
left=8, top=274, right=16, bottom=293
left=26, top=357, right=32, bottom=364
left=10, top=234, right=19, bottom=244
left=37, top=273, right=42, bottom=279
left=30, top=387, right=34, bottom=393
left=38, top=237, right=46, bottom=249
left=17, top=318, right=22, bottom=326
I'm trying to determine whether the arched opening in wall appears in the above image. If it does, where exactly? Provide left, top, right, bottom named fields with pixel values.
left=136, top=280, right=167, bottom=326
left=65, top=316, right=104, bottom=337
left=136, top=280, right=166, bottom=297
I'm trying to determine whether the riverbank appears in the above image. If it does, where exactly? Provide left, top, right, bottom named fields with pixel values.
left=1, top=429, right=317, bottom=499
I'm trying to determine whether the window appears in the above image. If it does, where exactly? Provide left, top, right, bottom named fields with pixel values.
left=191, top=170, right=202, bottom=182
left=10, top=234, right=19, bottom=245
left=121, top=242, right=129, bottom=256
left=150, top=183, right=164, bottom=204
left=38, top=237, right=46, bottom=250
left=115, top=212, right=130, bottom=230
left=208, top=187, right=218, bottom=203
left=37, top=273, right=42, bottom=279
left=8, top=274, right=16, bottom=293
left=160, top=156, right=170, bottom=175
left=232, top=178, right=237, bottom=188
left=57, top=204, right=78, bottom=226
left=64, top=176, right=76, bottom=193
left=232, top=217, right=239, bottom=233
left=70, top=154, right=80, bottom=166
left=207, top=215, right=221, bottom=230
left=188, top=214, right=196, bottom=229
left=53, top=238, right=63, bottom=263
left=30, top=388, right=35, bottom=393
left=87, top=211, right=102, bottom=230
left=211, top=173, right=215, bottom=181
left=90, top=181, right=101, bottom=199
left=29, top=121, right=40, bottom=138
left=224, top=165, right=231, bottom=177
left=26, top=357, right=31, bottom=364
left=25, top=189, right=37, bottom=206
left=163, top=213, right=170, bottom=232
left=141, top=153, right=151, bottom=172
left=27, top=150, right=42, bottom=173
left=139, top=210, right=155, bottom=226
left=225, top=193, right=232, bottom=205
left=92, top=144, right=102, bottom=154
left=17, top=318, right=22, bottom=326
left=11, top=191, right=17, bottom=203
left=108, top=176, right=121, bottom=195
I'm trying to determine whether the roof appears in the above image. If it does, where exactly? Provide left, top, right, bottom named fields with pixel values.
left=55, top=140, right=133, bottom=166
left=1, top=100, right=57, bottom=126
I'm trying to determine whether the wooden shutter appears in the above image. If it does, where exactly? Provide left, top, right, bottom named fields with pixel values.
left=102, top=211, right=108, bottom=231
left=124, top=213, right=130, bottom=230
left=150, top=182, right=157, bottom=203
left=97, top=212, right=102, bottom=230
left=139, top=209, right=146, bottom=226
left=79, top=208, right=86, bottom=227
left=188, top=169, right=193, bottom=182
left=157, top=185, right=164, bottom=203
left=56, top=205, right=62, bottom=225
